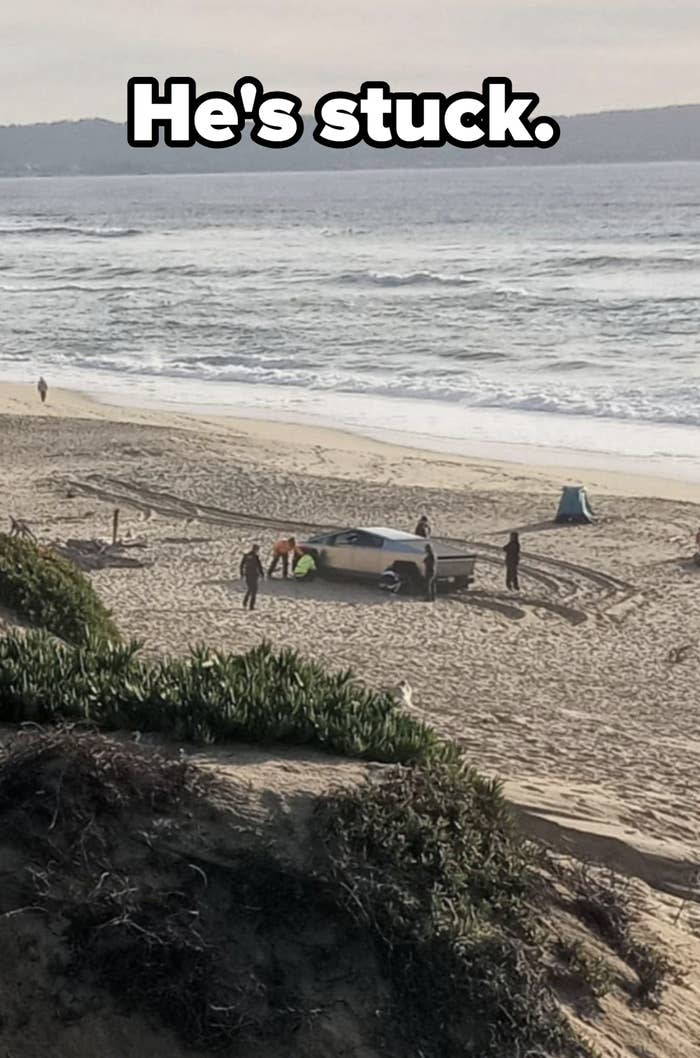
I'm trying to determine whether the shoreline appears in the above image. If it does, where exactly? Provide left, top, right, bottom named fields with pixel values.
left=2, top=379, right=700, bottom=504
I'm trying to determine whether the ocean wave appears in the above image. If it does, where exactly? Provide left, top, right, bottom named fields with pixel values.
left=545, top=358, right=598, bottom=372
left=320, top=226, right=370, bottom=237
left=463, top=391, right=700, bottom=427
left=335, top=269, right=482, bottom=288
left=51, top=353, right=700, bottom=430
left=653, top=230, right=700, bottom=241
left=174, top=352, right=321, bottom=371
left=75, top=264, right=202, bottom=279
left=438, top=350, right=510, bottom=363
left=0, top=224, right=141, bottom=239
left=343, top=380, right=700, bottom=428
left=538, top=253, right=700, bottom=274
left=0, top=282, right=157, bottom=295
left=57, top=263, right=248, bottom=282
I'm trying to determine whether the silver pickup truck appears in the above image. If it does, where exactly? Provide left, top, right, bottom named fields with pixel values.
left=297, top=527, right=476, bottom=593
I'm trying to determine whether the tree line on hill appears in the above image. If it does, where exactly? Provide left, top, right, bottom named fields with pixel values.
left=0, top=105, right=698, bottom=177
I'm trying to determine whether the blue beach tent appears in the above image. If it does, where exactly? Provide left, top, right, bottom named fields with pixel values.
left=555, top=486, right=594, bottom=524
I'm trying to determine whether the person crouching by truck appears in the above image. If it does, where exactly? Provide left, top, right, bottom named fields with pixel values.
left=423, top=543, right=437, bottom=602
left=414, top=514, right=431, bottom=538
left=240, top=544, right=264, bottom=610
left=503, top=532, right=521, bottom=591
left=294, top=551, right=317, bottom=582
left=268, top=536, right=299, bottom=579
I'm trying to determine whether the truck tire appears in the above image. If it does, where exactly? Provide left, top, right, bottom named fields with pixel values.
left=391, top=561, right=424, bottom=595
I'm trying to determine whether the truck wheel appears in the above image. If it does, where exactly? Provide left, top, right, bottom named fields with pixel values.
left=392, top=562, right=423, bottom=595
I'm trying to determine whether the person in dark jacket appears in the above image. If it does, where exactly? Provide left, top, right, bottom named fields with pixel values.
left=423, top=543, right=437, bottom=601
left=414, top=514, right=431, bottom=538
left=37, top=376, right=48, bottom=404
left=240, top=544, right=264, bottom=610
left=503, top=532, right=521, bottom=591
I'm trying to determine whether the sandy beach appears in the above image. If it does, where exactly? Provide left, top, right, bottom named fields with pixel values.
left=2, top=381, right=700, bottom=896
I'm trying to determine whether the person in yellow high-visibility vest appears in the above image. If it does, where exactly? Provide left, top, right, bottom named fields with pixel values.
left=294, top=552, right=317, bottom=582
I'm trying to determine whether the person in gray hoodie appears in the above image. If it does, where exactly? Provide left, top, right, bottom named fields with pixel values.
left=503, top=532, right=521, bottom=591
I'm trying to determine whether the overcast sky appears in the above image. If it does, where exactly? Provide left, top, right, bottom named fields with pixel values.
left=3, top=0, right=699, bottom=124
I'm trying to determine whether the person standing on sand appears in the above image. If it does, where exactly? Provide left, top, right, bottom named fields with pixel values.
left=503, top=532, right=521, bottom=591
left=240, top=544, right=264, bottom=610
left=423, top=543, right=437, bottom=602
left=415, top=514, right=431, bottom=538
left=37, top=377, right=48, bottom=404
left=268, top=536, right=298, bottom=579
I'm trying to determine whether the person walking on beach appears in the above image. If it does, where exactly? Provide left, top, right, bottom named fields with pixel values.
left=37, top=377, right=48, bottom=404
left=240, top=544, right=264, bottom=610
left=423, top=543, right=437, bottom=602
left=504, top=532, right=521, bottom=591
left=415, top=514, right=431, bottom=538
left=268, top=536, right=298, bottom=579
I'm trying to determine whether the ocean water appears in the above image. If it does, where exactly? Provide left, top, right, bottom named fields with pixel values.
left=1, top=163, right=699, bottom=478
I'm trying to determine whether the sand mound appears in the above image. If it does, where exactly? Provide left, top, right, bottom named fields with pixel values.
left=0, top=728, right=402, bottom=1058
left=0, top=728, right=697, bottom=1058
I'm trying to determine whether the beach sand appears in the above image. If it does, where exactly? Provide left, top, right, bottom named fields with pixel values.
left=2, top=381, right=700, bottom=1040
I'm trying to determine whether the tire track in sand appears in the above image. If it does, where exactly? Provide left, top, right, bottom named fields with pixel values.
left=64, top=475, right=630, bottom=626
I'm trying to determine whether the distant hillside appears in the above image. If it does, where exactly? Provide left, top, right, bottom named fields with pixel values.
left=0, top=105, right=698, bottom=176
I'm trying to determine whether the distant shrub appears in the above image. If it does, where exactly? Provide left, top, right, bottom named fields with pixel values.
left=0, top=634, right=456, bottom=765
left=0, top=534, right=119, bottom=646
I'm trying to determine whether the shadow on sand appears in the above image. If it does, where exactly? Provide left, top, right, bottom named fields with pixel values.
left=650, top=554, right=700, bottom=572
left=485, top=519, right=592, bottom=537
left=207, top=576, right=422, bottom=607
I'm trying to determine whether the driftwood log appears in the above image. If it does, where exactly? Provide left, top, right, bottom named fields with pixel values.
left=52, top=539, right=149, bottom=572
left=8, top=516, right=37, bottom=541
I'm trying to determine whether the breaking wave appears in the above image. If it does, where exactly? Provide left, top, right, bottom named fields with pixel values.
left=335, top=269, right=482, bottom=287
left=51, top=352, right=700, bottom=430
left=0, top=224, right=141, bottom=239
left=541, top=253, right=700, bottom=273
